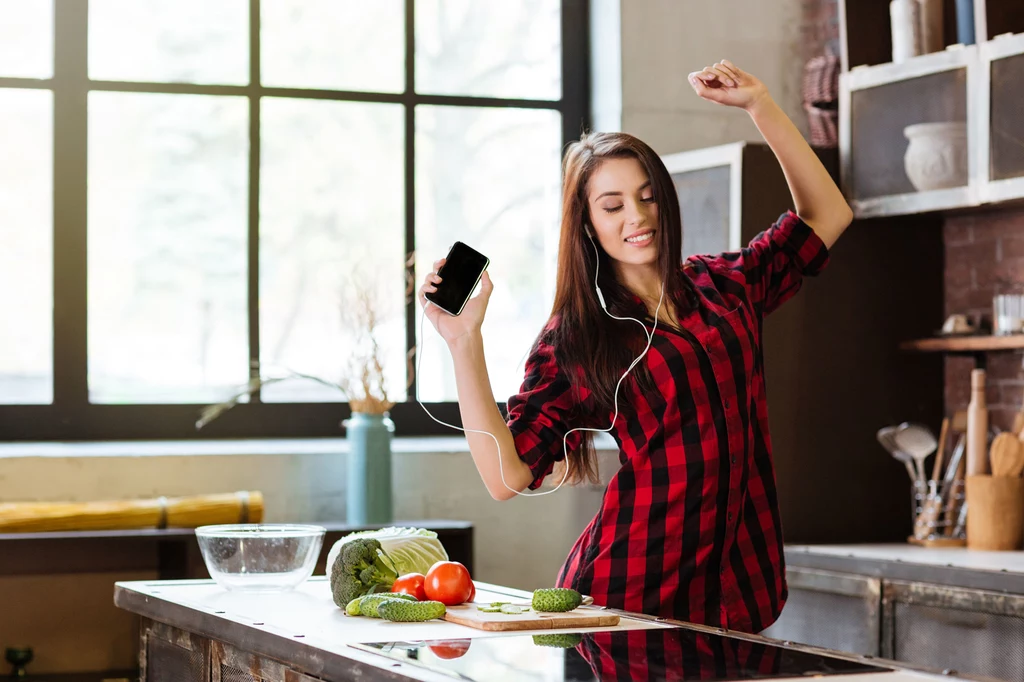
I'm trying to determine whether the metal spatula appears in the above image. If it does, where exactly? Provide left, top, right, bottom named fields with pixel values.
left=877, top=425, right=918, bottom=483
left=893, top=423, right=937, bottom=487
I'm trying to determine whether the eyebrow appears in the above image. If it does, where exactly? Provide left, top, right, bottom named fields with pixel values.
left=594, top=181, right=652, bottom=201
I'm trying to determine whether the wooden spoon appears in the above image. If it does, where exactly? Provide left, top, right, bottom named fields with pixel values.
left=990, top=432, right=1024, bottom=477
left=932, top=417, right=949, bottom=483
left=952, top=410, right=968, bottom=434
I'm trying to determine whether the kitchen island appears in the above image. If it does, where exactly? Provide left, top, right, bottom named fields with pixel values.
left=114, top=577, right=979, bottom=681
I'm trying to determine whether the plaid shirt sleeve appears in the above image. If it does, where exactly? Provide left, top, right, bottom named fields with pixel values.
left=506, top=328, right=584, bottom=490
left=713, top=210, right=830, bottom=316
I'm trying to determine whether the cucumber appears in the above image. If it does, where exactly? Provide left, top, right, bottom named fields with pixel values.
left=378, top=599, right=447, bottom=622
left=499, top=604, right=528, bottom=614
left=531, top=588, right=583, bottom=613
left=533, top=633, right=584, bottom=648
left=357, top=592, right=416, bottom=618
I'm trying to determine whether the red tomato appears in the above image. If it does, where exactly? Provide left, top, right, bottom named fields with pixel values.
left=428, top=639, right=471, bottom=659
left=391, top=573, right=427, bottom=601
left=468, top=581, right=476, bottom=602
left=424, top=561, right=474, bottom=605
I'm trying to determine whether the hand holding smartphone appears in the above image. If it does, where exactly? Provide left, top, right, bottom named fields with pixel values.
left=424, top=242, right=490, bottom=316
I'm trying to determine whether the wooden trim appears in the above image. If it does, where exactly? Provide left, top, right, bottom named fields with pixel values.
left=851, top=187, right=977, bottom=219
left=981, top=31, right=1024, bottom=61
left=983, top=178, right=1024, bottom=204
left=660, top=142, right=744, bottom=174
left=844, top=45, right=977, bottom=91
left=900, top=335, right=1024, bottom=352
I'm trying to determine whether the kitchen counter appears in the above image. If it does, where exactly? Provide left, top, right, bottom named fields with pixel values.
left=114, top=577, right=982, bottom=681
left=785, top=543, right=1024, bottom=593
left=766, top=544, right=1024, bottom=680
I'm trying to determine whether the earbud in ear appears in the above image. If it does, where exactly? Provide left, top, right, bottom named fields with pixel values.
left=583, top=222, right=606, bottom=309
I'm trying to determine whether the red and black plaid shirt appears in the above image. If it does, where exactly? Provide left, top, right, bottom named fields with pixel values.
left=507, top=211, right=829, bottom=633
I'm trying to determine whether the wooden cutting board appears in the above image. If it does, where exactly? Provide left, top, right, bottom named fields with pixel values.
left=443, top=602, right=620, bottom=631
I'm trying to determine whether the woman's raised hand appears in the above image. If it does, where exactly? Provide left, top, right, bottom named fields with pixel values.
left=418, top=258, right=494, bottom=347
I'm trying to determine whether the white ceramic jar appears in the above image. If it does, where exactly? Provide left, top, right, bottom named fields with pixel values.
left=903, top=122, right=968, bottom=191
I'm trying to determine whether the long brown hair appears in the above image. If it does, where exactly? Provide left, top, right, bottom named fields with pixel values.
left=547, top=132, right=687, bottom=485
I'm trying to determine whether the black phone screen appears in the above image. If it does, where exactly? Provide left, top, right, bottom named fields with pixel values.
left=425, top=241, right=490, bottom=316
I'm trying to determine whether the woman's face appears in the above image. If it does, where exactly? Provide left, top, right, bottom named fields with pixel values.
left=585, top=157, right=659, bottom=268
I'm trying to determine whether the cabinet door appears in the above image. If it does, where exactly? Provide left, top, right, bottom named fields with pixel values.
left=762, top=567, right=881, bottom=656
left=988, top=47, right=1024, bottom=182
left=884, top=580, right=1024, bottom=679
left=842, top=48, right=979, bottom=218
left=671, top=164, right=734, bottom=259
left=141, top=619, right=210, bottom=682
left=981, top=34, right=1024, bottom=205
left=212, top=640, right=325, bottom=682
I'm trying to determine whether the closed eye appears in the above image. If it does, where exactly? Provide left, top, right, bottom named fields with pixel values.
left=603, top=197, right=655, bottom=213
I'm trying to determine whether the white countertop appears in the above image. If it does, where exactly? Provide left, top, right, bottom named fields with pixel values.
left=116, top=577, right=663, bottom=646
left=113, top=577, right=972, bottom=682
left=788, top=543, right=1024, bottom=574
left=811, top=671, right=954, bottom=675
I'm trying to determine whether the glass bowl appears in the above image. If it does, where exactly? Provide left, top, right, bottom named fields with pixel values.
left=195, top=524, right=326, bottom=592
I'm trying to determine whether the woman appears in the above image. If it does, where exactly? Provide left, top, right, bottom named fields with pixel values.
left=418, top=60, right=853, bottom=632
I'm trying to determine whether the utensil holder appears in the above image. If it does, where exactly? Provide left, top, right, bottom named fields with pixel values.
left=910, top=479, right=966, bottom=545
left=966, top=475, right=1024, bottom=550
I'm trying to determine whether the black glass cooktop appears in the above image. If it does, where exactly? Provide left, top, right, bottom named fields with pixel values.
left=351, top=626, right=891, bottom=681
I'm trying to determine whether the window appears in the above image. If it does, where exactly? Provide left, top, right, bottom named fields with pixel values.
left=0, top=0, right=589, bottom=439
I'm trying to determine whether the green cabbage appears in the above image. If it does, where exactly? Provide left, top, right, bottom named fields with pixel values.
left=325, top=527, right=449, bottom=578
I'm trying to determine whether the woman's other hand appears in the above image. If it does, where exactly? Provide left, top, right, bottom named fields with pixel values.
left=418, top=258, right=494, bottom=347
left=688, top=59, right=769, bottom=112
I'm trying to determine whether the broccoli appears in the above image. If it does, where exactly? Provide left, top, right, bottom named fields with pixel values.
left=330, top=538, right=400, bottom=608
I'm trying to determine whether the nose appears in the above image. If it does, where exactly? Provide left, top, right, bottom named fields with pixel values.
left=624, top=201, right=645, bottom=227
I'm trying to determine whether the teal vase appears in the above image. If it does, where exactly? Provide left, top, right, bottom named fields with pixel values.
left=343, top=412, right=394, bottom=525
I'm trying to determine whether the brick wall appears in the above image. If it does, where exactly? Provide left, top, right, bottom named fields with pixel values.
left=801, top=0, right=840, bottom=63
left=945, top=208, right=1024, bottom=429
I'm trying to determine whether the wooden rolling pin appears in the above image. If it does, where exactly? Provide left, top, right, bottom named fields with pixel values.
left=966, top=369, right=989, bottom=475
left=0, top=491, right=263, bottom=533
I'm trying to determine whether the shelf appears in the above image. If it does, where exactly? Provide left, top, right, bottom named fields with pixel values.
left=839, top=29, right=1024, bottom=219
left=839, top=46, right=978, bottom=220
left=900, top=334, right=1024, bottom=352
left=843, top=46, right=976, bottom=90
left=850, top=187, right=976, bottom=219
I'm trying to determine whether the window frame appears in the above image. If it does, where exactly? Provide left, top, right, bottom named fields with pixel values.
left=0, top=0, right=590, bottom=440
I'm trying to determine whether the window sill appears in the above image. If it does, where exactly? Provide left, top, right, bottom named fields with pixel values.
left=0, top=433, right=618, bottom=458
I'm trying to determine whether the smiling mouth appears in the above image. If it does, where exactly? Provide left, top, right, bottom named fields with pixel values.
left=625, top=230, right=655, bottom=244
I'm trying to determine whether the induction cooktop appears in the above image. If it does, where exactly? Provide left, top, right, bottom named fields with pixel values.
left=351, top=625, right=891, bottom=681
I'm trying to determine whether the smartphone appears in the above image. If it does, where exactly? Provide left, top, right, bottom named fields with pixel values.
left=425, top=241, right=490, bottom=316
